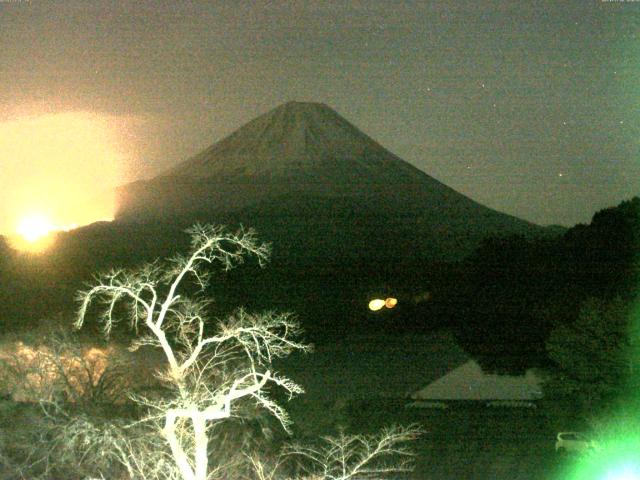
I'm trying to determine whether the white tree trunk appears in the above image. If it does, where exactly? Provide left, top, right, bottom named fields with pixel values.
left=192, top=413, right=209, bottom=480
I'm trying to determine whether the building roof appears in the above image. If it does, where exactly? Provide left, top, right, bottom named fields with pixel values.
left=411, top=360, right=543, bottom=401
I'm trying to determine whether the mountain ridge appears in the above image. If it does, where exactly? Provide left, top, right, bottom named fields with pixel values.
left=165, top=101, right=414, bottom=181
left=116, top=101, right=545, bottom=262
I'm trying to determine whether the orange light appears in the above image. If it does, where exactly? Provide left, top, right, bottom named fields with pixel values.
left=10, top=213, right=80, bottom=253
left=385, top=297, right=398, bottom=309
left=16, top=214, right=55, bottom=242
left=0, top=111, right=124, bottom=250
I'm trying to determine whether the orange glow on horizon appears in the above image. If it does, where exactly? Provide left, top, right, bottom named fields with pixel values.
left=16, top=214, right=56, bottom=243
left=10, top=213, right=89, bottom=253
left=0, top=111, right=126, bottom=251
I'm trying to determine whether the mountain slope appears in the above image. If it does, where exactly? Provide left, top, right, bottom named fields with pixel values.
left=116, top=101, right=545, bottom=262
left=167, top=101, right=441, bottom=186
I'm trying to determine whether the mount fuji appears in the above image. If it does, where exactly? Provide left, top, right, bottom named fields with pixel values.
left=116, top=102, right=545, bottom=263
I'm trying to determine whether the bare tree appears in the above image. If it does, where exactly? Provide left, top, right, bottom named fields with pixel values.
left=285, top=425, right=422, bottom=480
left=75, top=224, right=311, bottom=480
left=0, top=327, right=140, bottom=480
left=0, top=312, right=144, bottom=407
left=70, top=224, right=421, bottom=480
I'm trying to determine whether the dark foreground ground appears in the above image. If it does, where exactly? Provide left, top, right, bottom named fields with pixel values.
left=278, top=331, right=571, bottom=480
left=0, top=330, right=576, bottom=479
left=348, top=399, right=566, bottom=480
left=0, top=398, right=579, bottom=480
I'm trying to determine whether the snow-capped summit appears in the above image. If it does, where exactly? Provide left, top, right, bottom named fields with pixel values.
left=116, top=102, right=543, bottom=261
left=165, top=101, right=442, bottom=195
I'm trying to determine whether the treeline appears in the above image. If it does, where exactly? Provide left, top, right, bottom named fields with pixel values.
left=0, top=197, right=638, bottom=362
left=0, top=222, right=192, bottom=333
left=450, top=196, right=640, bottom=375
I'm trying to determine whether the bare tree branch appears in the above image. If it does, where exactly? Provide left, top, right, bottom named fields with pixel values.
left=73, top=224, right=307, bottom=480
left=287, top=425, right=423, bottom=480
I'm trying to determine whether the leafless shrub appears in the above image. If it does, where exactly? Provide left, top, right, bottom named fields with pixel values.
left=0, top=328, right=136, bottom=479
left=0, top=327, right=132, bottom=405
left=284, top=424, right=423, bottom=480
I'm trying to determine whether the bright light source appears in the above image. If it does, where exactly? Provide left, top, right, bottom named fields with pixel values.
left=0, top=112, right=125, bottom=245
left=11, top=213, right=81, bottom=253
left=369, top=297, right=398, bottom=311
left=368, top=299, right=386, bottom=311
left=606, top=464, right=640, bottom=480
left=385, top=297, right=398, bottom=309
left=16, top=214, right=54, bottom=242
left=563, top=429, right=640, bottom=480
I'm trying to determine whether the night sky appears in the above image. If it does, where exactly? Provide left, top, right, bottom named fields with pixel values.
left=1, top=0, right=638, bottom=228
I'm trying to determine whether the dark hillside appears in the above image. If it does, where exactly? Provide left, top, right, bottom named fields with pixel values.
left=452, top=196, right=640, bottom=374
